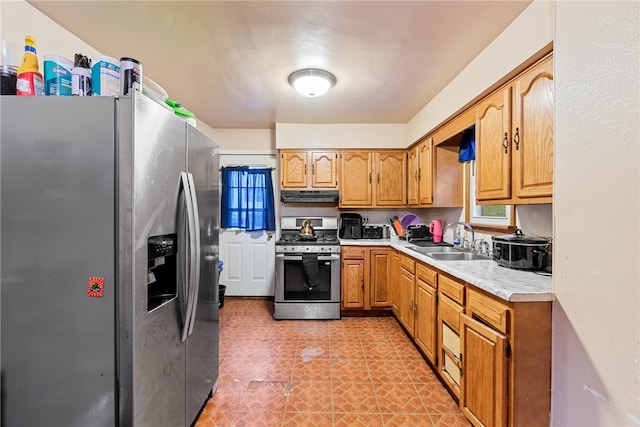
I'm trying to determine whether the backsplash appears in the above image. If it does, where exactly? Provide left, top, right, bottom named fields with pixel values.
left=278, top=202, right=553, bottom=242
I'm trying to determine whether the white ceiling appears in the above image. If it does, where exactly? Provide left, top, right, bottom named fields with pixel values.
left=28, top=1, right=531, bottom=129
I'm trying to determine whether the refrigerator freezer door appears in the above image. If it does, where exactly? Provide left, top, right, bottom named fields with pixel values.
left=1, top=97, right=118, bottom=426
left=119, top=93, right=188, bottom=426
left=185, top=124, right=220, bottom=424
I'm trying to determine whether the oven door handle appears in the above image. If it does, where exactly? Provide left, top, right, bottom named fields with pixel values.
left=276, top=254, right=340, bottom=261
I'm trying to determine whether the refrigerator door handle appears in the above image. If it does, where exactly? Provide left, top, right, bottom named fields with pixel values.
left=186, top=172, right=201, bottom=337
left=180, top=171, right=197, bottom=342
left=177, top=173, right=189, bottom=333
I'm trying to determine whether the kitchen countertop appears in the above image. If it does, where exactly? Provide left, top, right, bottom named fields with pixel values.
left=339, top=238, right=553, bottom=303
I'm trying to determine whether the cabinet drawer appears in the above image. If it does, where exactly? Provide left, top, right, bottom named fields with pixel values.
left=442, top=322, right=460, bottom=356
left=439, top=293, right=463, bottom=332
left=439, top=275, right=464, bottom=305
left=342, top=247, right=365, bottom=259
left=442, top=351, right=462, bottom=388
left=467, top=288, right=511, bottom=334
left=400, top=255, right=415, bottom=274
left=416, top=262, right=437, bottom=287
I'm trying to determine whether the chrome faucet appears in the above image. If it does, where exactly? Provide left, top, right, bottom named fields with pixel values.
left=443, top=222, right=475, bottom=249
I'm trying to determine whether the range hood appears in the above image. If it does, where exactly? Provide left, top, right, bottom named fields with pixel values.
left=280, top=190, right=339, bottom=204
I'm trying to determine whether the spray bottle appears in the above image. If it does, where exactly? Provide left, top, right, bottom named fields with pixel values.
left=16, top=35, right=43, bottom=96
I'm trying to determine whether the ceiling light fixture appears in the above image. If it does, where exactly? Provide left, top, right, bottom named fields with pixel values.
left=288, top=68, right=336, bottom=97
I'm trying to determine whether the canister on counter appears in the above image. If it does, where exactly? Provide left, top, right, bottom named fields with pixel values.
left=119, top=57, right=142, bottom=96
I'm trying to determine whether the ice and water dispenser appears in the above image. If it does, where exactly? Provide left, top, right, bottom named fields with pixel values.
left=147, top=234, right=177, bottom=311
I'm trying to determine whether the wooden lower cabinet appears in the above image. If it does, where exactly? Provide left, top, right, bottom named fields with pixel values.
left=414, top=263, right=438, bottom=364
left=390, top=251, right=401, bottom=316
left=341, top=246, right=392, bottom=312
left=396, top=253, right=416, bottom=336
left=389, top=251, right=551, bottom=427
left=460, top=313, right=508, bottom=427
left=436, top=275, right=465, bottom=398
left=341, top=258, right=365, bottom=309
left=461, top=288, right=552, bottom=427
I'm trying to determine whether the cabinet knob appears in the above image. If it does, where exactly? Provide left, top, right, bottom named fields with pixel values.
left=514, top=127, right=520, bottom=150
left=503, top=132, right=509, bottom=154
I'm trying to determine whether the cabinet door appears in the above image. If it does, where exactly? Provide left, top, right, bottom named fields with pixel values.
left=398, top=266, right=415, bottom=337
left=460, top=313, right=508, bottom=427
left=369, top=248, right=392, bottom=308
left=417, top=138, right=433, bottom=205
left=339, top=151, right=372, bottom=206
left=390, top=252, right=400, bottom=316
left=375, top=151, right=407, bottom=206
left=280, top=151, right=308, bottom=188
left=475, top=87, right=512, bottom=201
left=407, top=147, right=419, bottom=205
left=512, top=56, right=554, bottom=199
left=415, top=279, right=437, bottom=364
left=341, top=259, right=365, bottom=309
left=310, top=151, right=338, bottom=189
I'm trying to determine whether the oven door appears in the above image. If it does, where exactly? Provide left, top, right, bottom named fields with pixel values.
left=275, top=253, right=340, bottom=303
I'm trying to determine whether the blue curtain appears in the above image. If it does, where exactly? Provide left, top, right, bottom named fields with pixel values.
left=220, top=167, right=276, bottom=231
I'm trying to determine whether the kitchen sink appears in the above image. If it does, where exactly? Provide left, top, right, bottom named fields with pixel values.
left=409, top=246, right=460, bottom=255
left=408, top=246, right=491, bottom=261
left=427, top=252, right=492, bottom=261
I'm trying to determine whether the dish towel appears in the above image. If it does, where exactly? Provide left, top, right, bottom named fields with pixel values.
left=302, top=253, right=320, bottom=289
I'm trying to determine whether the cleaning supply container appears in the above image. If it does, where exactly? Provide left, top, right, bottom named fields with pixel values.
left=119, top=57, right=142, bottom=96
left=1, top=40, right=20, bottom=95
left=43, top=54, right=73, bottom=96
left=71, top=53, right=91, bottom=96
left=91, top=54, right=119, bottom=96
left=16, top=35, right=43, bottom=96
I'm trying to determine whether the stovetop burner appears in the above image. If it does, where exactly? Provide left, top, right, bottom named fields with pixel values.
left=276, top=216, right=340, bottom=253
left=277, top=233, right=339, bottom=245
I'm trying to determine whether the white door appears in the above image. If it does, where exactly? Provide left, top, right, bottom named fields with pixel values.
left=219, top=153, right=277, bottom=296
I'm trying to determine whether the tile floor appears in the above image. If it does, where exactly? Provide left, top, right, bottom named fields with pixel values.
left=195, top=298, right=469, bottom=427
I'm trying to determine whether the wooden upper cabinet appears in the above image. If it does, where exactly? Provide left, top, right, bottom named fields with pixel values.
left=417, top=137, right=433, bottom=205
left=475, top=86, right=512, bottom=201
left=339, top=150, right=406, bottom=208
left=407, top=146, right=419, bottom=205
left=310, top=151, right=338, bottom=188
left=280, top=150, right=338, bottom=189
left=375, top=151, right=406, bottom=206
left=475, top=54, right=554, bottom=204
left=339, top=151, right=372, bottom=206
left=280, top=151, right=308, bottom=188
left=512, top=55, right=554, bottom=199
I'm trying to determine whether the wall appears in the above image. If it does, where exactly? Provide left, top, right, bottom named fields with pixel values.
left=275, top=123, right=407, bottom=149
left=1, top=1, right=98, bottom=62
left=407, top=0, right=554, bottom=145
left=552, top=2, right=640, bottom=425
left=212, top=128, right=275, bottom=151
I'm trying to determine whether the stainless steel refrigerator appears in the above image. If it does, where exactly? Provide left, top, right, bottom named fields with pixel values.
left=0, top=93, right=219, bottom=426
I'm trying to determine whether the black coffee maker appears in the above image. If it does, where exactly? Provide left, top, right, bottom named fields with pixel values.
left=339, top=213, right=363, bottom=239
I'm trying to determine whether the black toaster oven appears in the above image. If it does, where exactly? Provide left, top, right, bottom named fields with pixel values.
left=363, top=225, right=383, bottom=239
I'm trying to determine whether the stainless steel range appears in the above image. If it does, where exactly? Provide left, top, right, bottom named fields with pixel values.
left=274, top=217, right=341, bottom=320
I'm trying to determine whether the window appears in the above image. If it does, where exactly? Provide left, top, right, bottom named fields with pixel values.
left=467, top=160, right=514, bottom=229
left=220, top=167, right=275, bottom=231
